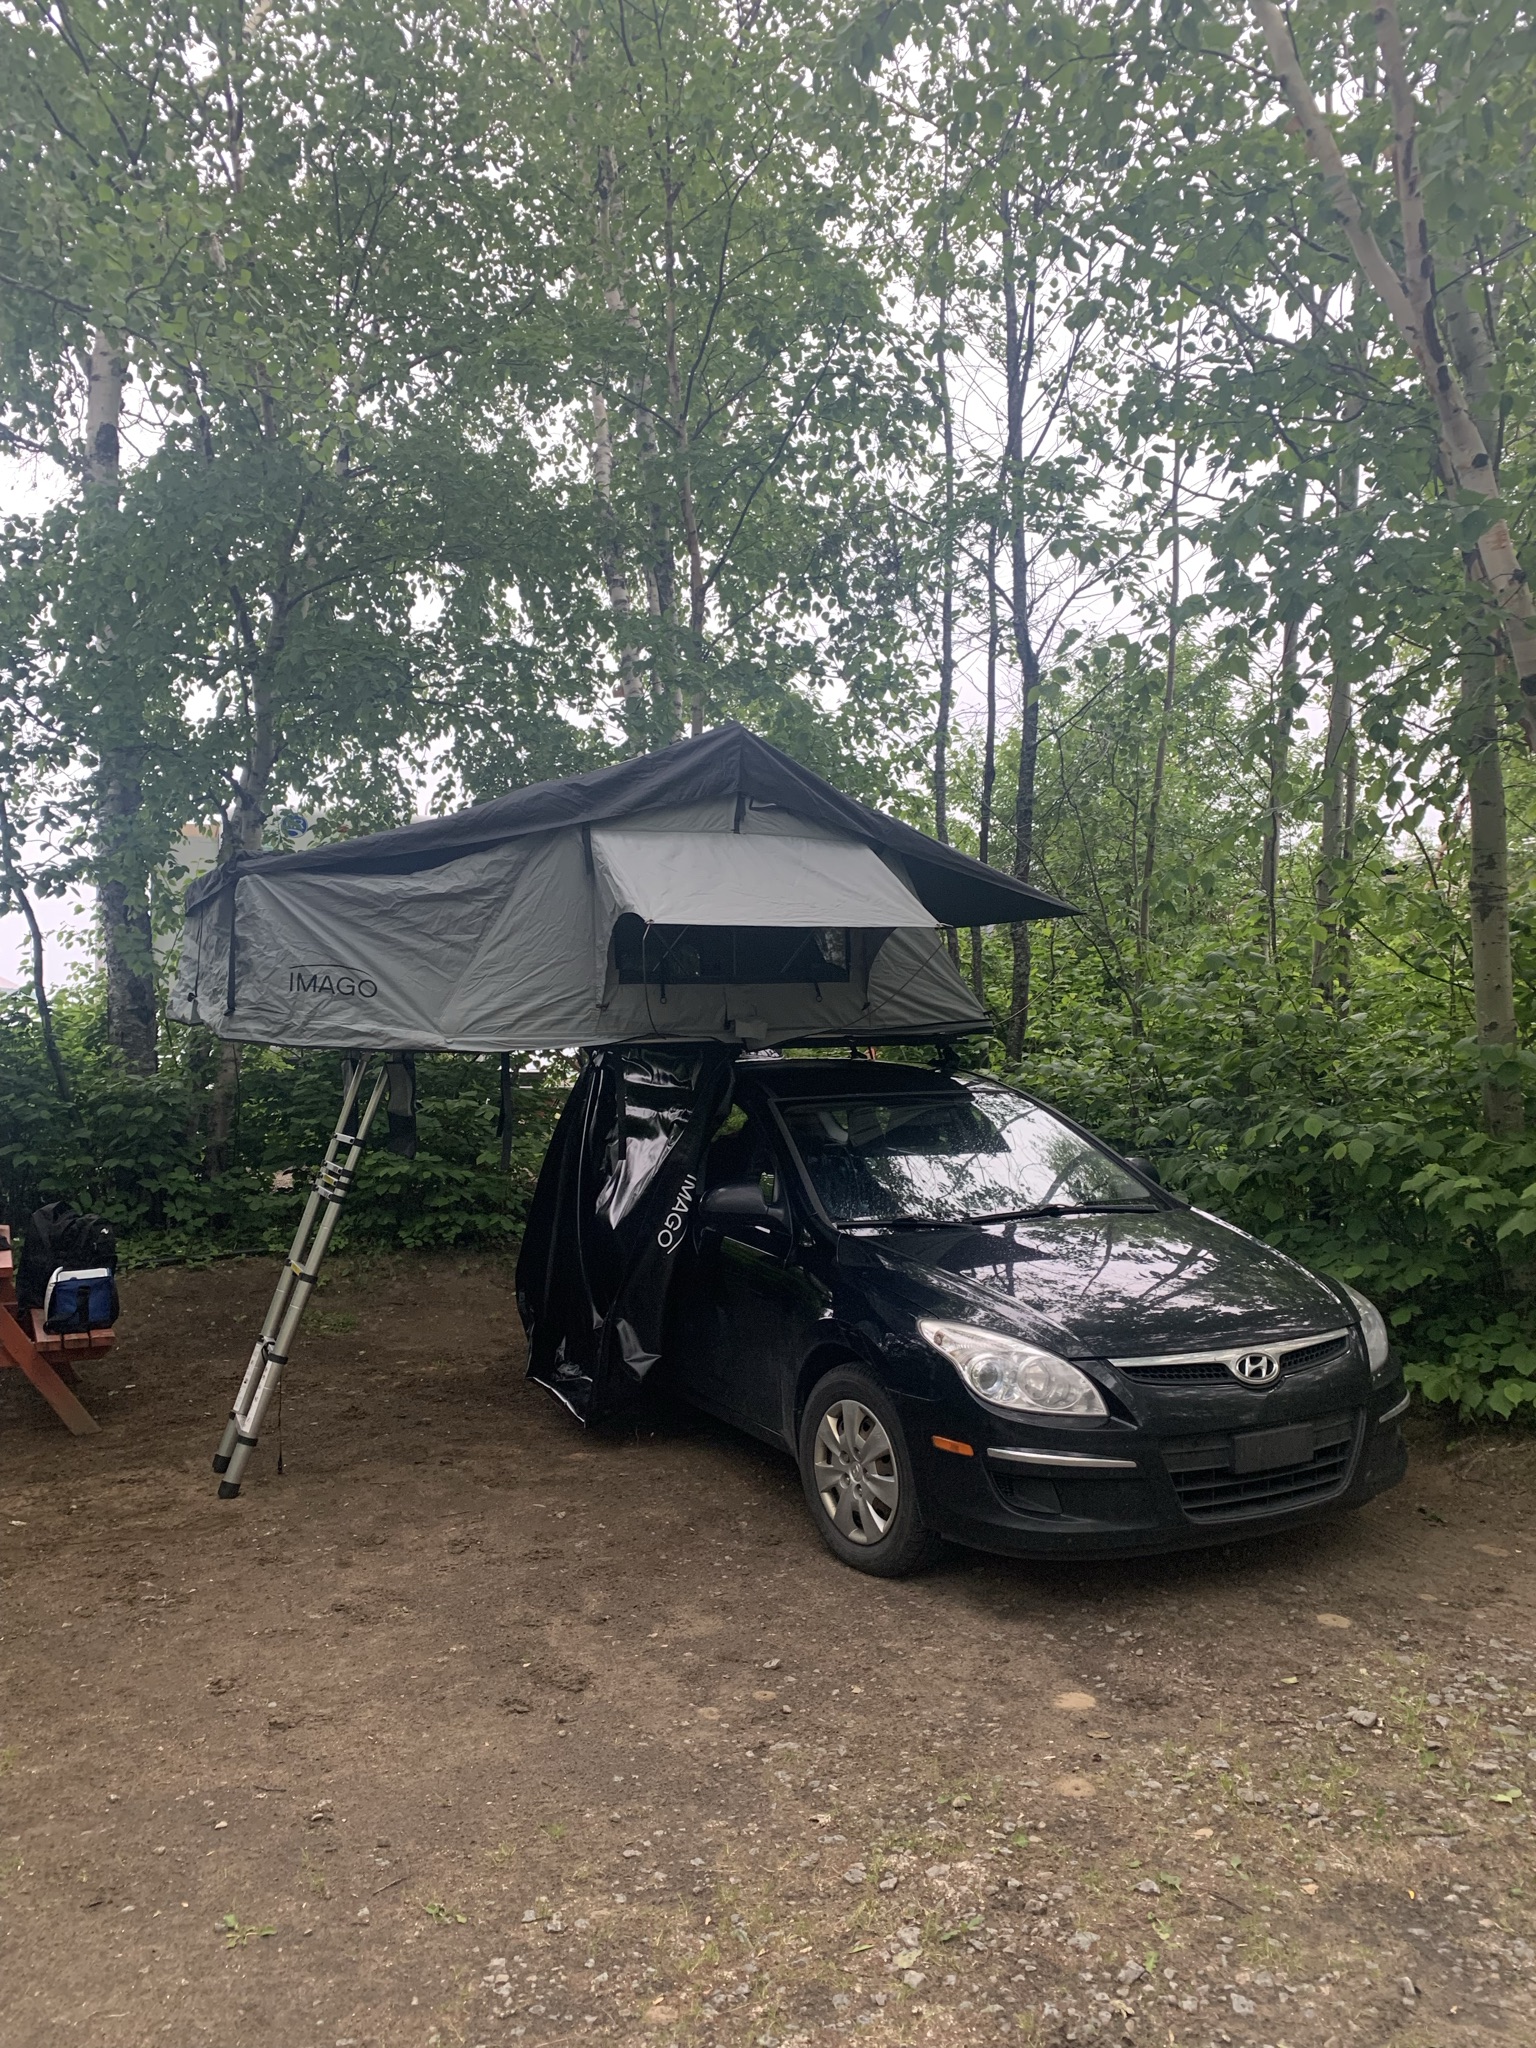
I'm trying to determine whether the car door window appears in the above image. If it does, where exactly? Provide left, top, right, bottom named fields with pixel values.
left=705, top=1110, right=776, bottom=1206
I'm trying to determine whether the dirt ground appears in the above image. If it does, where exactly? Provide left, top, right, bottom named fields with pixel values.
left=3, top=1251, right=1535, bottom=2048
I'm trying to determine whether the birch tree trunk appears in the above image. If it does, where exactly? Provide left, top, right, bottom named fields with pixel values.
left=636, top=370, right=678, bottom=713
left=674, top=427, right=708, bottom=739
left=1006, top=604, right=1041, bottom=1064
left=971, top=518, right=1001, bottom=1001
left=1000, top=195, right=1041, bottom=1063
left=934, top=274, right=961, bottom=969
left=666, top=320, right=708, bottom=736
left=84, top=329, right=159, bottom=1074
left=1261, top=613, right=1301, bottom=959
left=98, top=766, right=158, bottom=1074
left=1441, top=231, right=1526, bottom=1154
left=1313, top=467, right=1359, bottom=1000
left=593, top=150, right=646, bottom=736
left=1137, top=320, right=1182, bottom=954
left=84, top=329, right=125, bottom=488
left=1311, top=646, right=1354, bottom=999
left=1261, top=477, right=1306, bottom=958
left=1459, top=647, right=1524, bottom=1141
left=591, top=381, right=644, bottom=735
left=0, top=780, right=69, bottom=1103
left=204, top=563, right=292, bottom=1174
left=625, top=305, right=677, bottom=716
left=934, top=279, right=956, bottom=850
left=1251, top=0, right=1536, bottom=738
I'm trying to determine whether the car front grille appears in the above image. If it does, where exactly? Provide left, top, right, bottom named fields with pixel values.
left=1117, top=1330, right=1352, bottom=1386
left=1280, top=1333, right=1352, bottom=1371
left=1133, top=1359, right=1236, bottom=1384
left=1164, top=1414, right=1358, bottom=1522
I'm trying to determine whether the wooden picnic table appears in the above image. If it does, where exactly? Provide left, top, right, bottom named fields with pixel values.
left=0, top=1222, right=105, bottom=1434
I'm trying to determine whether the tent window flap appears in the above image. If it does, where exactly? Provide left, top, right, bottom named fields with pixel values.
left=589, top=828, right=929, bottom=931
left=612, top=917, right=851, bottom=986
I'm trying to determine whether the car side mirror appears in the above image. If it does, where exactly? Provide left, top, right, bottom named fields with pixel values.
left=701, top=1180, right=771, bottom=1224
left=699, top=1177, right=791, bottom=1252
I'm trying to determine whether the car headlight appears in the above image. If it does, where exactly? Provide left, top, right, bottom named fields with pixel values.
left=1341, top=1282, right=1392, bottom=1384
left=919, top=1317, right=1107, bottom=1418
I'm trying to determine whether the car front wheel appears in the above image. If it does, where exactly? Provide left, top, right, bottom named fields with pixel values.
left=797, top=1367, right=943, bottom=1577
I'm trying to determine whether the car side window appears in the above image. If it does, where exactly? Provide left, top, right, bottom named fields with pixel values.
left=705, top=1106, right=774, bottom=1190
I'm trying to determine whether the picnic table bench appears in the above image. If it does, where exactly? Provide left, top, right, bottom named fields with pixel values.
left=0, top=1222, right=104, bottom=1434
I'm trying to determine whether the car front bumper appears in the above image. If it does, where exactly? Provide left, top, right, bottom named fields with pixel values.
left=903, top=1380, right=1409, bottom=1561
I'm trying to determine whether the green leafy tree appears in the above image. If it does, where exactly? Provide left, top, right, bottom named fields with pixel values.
left=0, top=0, right=574, bottom=1085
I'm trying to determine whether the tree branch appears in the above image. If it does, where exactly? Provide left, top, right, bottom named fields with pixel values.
left=1249, top=0, right=1536, bottom=729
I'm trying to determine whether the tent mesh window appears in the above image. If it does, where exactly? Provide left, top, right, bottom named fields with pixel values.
left=612, top=916, right=851, bottom=986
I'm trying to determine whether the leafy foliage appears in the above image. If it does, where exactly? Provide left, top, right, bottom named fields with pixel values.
left=951, top=645, right=1536, bottom=1423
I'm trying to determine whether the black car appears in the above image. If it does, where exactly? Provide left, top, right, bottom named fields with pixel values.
left=664, top=1059, right=1408, bottom=1576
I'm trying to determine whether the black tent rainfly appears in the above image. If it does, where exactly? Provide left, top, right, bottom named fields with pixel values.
left=170, top=725, right=1073, bottom=1494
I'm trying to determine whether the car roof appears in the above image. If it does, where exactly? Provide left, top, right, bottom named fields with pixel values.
left=737, top=1057, right=977, bottom=1100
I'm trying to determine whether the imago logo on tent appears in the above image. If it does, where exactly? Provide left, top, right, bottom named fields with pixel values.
left=287, top=967, right=379, bottom=999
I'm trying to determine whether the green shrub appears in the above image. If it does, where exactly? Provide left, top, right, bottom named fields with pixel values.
left=1402, top=1316, right=1536, bottom=1420
left=1002, top=942, right=1536, bottom=1423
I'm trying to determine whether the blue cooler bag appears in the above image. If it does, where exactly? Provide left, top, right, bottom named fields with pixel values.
left=42, top=1266, right=119, bottom=1334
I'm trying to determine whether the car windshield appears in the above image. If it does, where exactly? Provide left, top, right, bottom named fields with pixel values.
left=776, top=1084, right=1153, bottom=1225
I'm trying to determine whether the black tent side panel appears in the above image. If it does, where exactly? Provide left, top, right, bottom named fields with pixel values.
left=516, top=1048, right=735, bottom=1422
left=514, top=1061, right=607, bottom=1415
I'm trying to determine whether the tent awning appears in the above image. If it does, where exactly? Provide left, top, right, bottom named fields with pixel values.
left=589, top=829, right=929, bottom=930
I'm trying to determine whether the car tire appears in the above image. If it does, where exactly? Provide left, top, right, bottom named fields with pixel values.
left=797, top=1367, right=944, bottom=1577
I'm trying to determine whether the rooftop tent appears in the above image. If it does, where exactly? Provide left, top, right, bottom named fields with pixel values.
left=170, top=724, right=1072, bottom=1052
left=190, top=728, right=1078, bottom=1490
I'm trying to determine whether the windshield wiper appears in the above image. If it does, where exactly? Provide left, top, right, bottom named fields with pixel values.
left=839, top=1201, right=1159, bottom=1230
left=839, top=1213, right=973, bottom=1230
left=963, top=1201, right=1161, bottom=1223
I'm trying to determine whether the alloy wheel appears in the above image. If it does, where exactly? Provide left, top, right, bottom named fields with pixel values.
left=812, top=1397, right=900, bottom=1545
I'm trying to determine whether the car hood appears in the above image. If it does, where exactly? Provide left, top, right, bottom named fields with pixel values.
left=868, top=1206, right=1350, bottom=1357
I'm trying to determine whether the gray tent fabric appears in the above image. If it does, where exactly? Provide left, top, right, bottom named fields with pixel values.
left=169, top=725, right=1074, bottom=1052
left=588, top=827, right=927, bottom=928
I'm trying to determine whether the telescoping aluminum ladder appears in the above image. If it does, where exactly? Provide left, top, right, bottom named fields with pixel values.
left=212, top=1054, right=389, bottom=1498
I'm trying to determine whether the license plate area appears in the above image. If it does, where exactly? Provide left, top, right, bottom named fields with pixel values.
left=1163, top=1413, right=1359, bottom=1522
left=1232, top=1421, right=1316, bottom=1473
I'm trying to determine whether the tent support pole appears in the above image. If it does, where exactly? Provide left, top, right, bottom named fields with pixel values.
left=213, top=1055, right=388, bottom=1499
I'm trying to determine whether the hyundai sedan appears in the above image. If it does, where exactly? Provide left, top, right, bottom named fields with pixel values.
left=664, top=1058, right=1408, bottom=1576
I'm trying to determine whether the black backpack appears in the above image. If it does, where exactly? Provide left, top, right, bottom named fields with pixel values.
left=17, top=1202, right=118, bottom=1313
